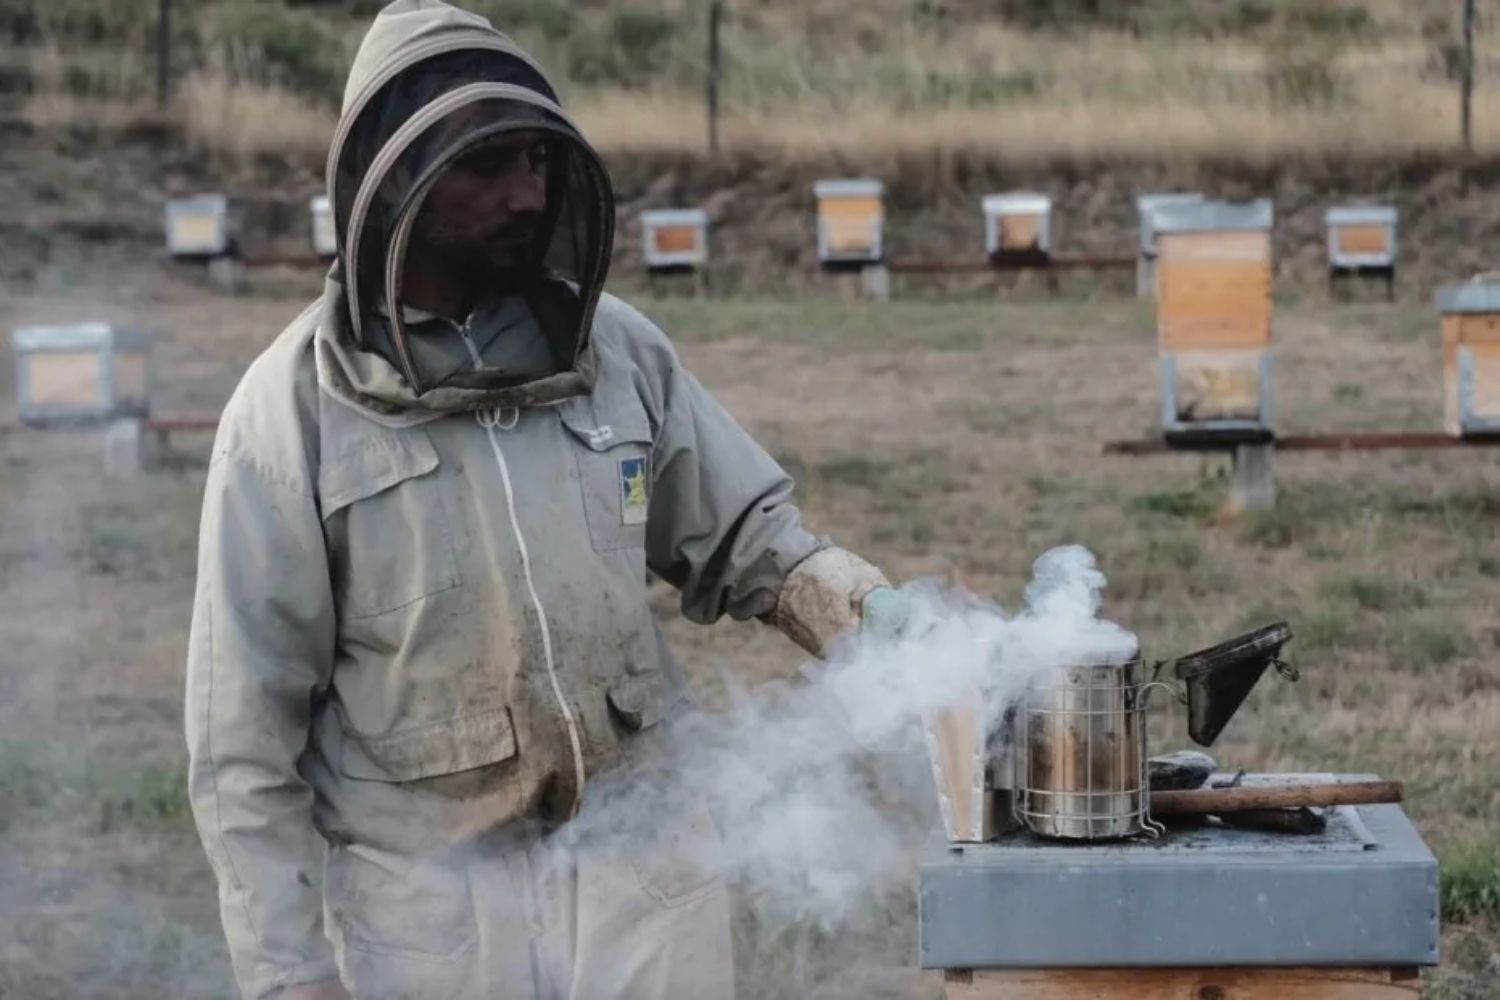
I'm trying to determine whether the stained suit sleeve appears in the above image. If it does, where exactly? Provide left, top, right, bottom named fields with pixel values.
left=184, top=440, right=340, bottom=998
left=634, top=324, right=827, bottom=625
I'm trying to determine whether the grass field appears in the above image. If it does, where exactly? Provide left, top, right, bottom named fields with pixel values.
left=8, top=0, right=1500, bottom=166
left=1, top=266, right=1497, bottom=997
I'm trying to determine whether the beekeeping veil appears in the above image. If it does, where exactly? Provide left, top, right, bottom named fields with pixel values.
left=317, top=0, right=614, bottom=415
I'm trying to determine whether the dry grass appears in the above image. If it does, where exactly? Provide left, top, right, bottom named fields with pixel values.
left=573, top=26, right=1497, bottom=164
left=12, top=2, right=1500, bottom=167
left=175, top=69, right=334, bottom=164
left=5, top=268, right=1495, bottom=996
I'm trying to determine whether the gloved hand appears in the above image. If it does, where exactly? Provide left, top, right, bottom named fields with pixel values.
left=860, top=586, right=920, bottom=640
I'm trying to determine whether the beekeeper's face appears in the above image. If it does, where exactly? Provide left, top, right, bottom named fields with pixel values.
left=414, top=129, right=549, bottom=269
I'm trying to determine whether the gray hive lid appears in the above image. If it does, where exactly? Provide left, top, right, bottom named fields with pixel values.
left=1325, top=204, right=1397, bottom=226
left=813, top=177, right=884, bottom=199
left=1153, top=198, right=1274, bottom=234
left=1436, top=279, right=1500, bottom=314
left=641, top=207, right=709, bottom=227
left=13, top=323, right=151, bottom=353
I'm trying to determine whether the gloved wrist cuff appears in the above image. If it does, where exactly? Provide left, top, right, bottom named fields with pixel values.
left=772, top=547, right=890, bottom=658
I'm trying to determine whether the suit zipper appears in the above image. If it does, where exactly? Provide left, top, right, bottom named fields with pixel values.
left=462, top=317, right=587, bottom=819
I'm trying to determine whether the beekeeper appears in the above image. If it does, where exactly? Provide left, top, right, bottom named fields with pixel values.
left=184, top=2, right=907, bottom=998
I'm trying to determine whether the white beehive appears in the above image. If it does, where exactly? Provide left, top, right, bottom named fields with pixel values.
left=310, top=194, right=338, bottom=258
left=640, top=208, right=709, bottom=271
left=1153, top=199, right=1275, bottom=441
left=12, top=323, right=152, bottom=425
left=1136, top=192, right=1204, bottom=297
left=814, top=178, right=884, bottom=266
left=982, top=192, right=1052, bottom=258
left=164, top=194, right=235, bottom=258
left=1326, top=205, right=1397, bottom=271
left=1436, top=279, right=1500, bottom=436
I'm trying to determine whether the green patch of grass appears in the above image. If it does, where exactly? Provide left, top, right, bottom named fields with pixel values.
left=1442, top=837, right=1500, bottom=922
left=79, top=760, right=191, bottom=833
left=1127, top=488, right=1214, bottom=521
left=1238, top=506, right=1297, bottom=548
left=1324, top=573, right=1427, bottom=612
left=82, top=497, right=153, bottom=574
left=1147, top=533, right=1201, bottom=572
left=816, top=455, right=894, bottom=489
left=0, top=742, right=50, bottom=832
left=1406, top=620, right=1468, bottom=667
left=1333, top=382, right=1364, bottom=402
left=0, top=743, right=188, bottom=834
left=1298, top=606, right=1353, bottom=650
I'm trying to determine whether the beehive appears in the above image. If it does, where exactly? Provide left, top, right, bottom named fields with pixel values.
left=12, top=323, right=152, bottom=425
left=982, top=192, right=1052, bottom=259
left=164, top=194, right=235, bottom=258
left=1436, top=280, right=1500, bottom=436
left=1326, top=205, right=1396, bottom=271
left=1153, top=199, right=1274, bottom=440
left=310, top=194, right=338, bottom=258
left=640, top=208, right=709, bottom=271
left=1135, top=192, right=1203, bottom=298
left=814, top=178, right=884, bottom=267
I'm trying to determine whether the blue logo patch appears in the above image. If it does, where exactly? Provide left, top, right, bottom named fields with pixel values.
left=619, top=457, right=648, bottom=526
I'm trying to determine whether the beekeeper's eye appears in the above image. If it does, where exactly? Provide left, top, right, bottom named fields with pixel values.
left=455, top=135, right=548, bottom=180
left=525, top=139, right=549, bottom=175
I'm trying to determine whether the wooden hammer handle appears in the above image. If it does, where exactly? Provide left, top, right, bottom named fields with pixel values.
left=1150, top=780, right=1403, bottom=815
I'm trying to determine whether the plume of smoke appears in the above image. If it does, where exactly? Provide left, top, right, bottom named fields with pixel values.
left=567, top=544, right=1137, bottom=934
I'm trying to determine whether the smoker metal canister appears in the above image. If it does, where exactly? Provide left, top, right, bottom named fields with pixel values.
left=1013, top=654, right=1157, bottom=840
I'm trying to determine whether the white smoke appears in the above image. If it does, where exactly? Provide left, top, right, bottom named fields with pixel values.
left=568, top=544, right=1137, bottom=930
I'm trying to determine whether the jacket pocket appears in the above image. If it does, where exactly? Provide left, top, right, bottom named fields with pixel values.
left=326, top=842, right=477, bottom=966
left=338, top=707, right=518, bottom=782
left=558, top=403, right=655, bottom=553
left=320, top=431, right=461, bottom=619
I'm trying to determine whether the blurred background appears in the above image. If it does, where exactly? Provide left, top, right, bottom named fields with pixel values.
left=1, top=2, right=1498, bottom=998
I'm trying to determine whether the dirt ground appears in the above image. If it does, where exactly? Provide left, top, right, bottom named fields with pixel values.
left=1, top=263, right=1498, bottom=998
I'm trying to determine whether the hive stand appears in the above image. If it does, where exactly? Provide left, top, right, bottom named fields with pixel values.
left=1107, top=274, right=1500, bottom=511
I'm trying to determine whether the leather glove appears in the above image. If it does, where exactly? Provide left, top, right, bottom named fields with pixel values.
left=771, top=547, right=890, bottom=657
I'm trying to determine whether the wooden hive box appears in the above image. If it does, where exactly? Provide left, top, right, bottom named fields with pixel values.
left=1135, top=191, right=1203, bottom=298
left=640, top=208, right=709, bottom=272
left=814, top=178, right=884, bottom=268
left=310, top=194, right=338, bottom=258
left=982, top=192, right=1052, bottom=260
left=1436, top=280, right=1500, bottom=436
left=1326, top=205, right=1397, bottom=271
left=1153, top=199, right=1274, bottom=443
left=164, top=194, right=237, bottom=259
left=12, top=323, right=152, bottom=426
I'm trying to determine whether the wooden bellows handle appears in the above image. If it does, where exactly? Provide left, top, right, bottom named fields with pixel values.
left=1150, top=780, right=1403, bottom=816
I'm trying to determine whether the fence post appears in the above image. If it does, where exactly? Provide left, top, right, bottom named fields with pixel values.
left=706, top=0, right=722, bottom=155
left=156, top=0, right=172, bottom=110
left=1462, top=0, right=1475, bottom=151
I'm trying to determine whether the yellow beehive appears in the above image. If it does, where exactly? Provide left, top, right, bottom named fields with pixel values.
left=814, top=178, right=884, bottom=266
left=982, top=193, right=1052, bottom=258
left=12, top=323, right=152, bottom=425
left=164, top=194, right=236, bottom=258
left=1437, top=280, right=1500, bottom=436
left=1153, top=200, right=1274, bottom=437
left=640, top=208, right=709, bottom=271
left=1326, top=206, right=1396, bottom=271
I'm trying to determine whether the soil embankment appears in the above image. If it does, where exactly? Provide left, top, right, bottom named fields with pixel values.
left=6, top=121, right=1500, bottom=298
